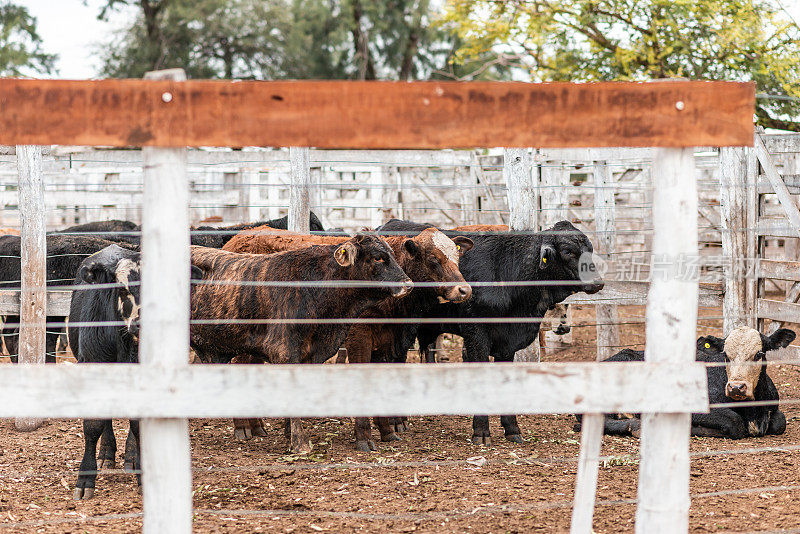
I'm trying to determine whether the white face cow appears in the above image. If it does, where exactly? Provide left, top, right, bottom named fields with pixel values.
left=114, top=259, right=141, bottom=339
left=724, top=326, right=795, bottom=401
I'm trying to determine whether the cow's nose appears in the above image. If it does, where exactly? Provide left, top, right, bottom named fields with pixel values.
left=392, top=278, right=413, bottom=298
left=726, top=382, right=748, bottom=399
left=456, top=284, right=471, bottom=300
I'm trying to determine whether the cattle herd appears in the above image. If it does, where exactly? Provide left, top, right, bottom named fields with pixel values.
left=0, top=213, right=791, bottom=501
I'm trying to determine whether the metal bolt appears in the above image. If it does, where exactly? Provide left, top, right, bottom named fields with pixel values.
left=675, top=101, right=685, bottom=111
left=162, top=92, right=173, bottom=103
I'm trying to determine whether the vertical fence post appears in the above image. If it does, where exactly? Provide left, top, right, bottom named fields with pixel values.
left=593, top=160, right=619, bottom=360
left=223, top=171, right=247, bottom=223
left=570, top=159, right=619, bottom=531
left=15, top=145, right=46, bottom=432
left=636, top=148, right=697, bottom=533
left=139, top=68, right=192, bottom=534
left=719, top=147, right=749, bottom=335
left=505, top=148, right=540, bottom=363
left=289, top=147, right=311, bottom=233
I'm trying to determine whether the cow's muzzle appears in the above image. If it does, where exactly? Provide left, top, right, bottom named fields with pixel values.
left=444, top=283, right=472, bottom=303
left=725, top=381, right=752, bottom=401
left=391, top=278, right=414, bottom=298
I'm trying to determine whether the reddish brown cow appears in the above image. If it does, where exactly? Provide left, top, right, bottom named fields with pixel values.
left=223, top=226, right=474, bottom=450
left=189, top=235, right=413, bottom=453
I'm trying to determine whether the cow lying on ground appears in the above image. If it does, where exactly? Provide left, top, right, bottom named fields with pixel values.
left=576, top=326, right=794, bottom=439
left=190, top=235, right=413, bottom=453
left=377, top=219, right=604, bottom=445
left=0, top=235, right=137, bottom=363
left=224, top=226, right=474, bottom=450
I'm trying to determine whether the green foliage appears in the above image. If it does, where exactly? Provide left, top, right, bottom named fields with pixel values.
left=0, top=2, right=56, bottom=76
left=95, top=0, right=511, bottom=81
left=442, top=0, right=800, bottom=129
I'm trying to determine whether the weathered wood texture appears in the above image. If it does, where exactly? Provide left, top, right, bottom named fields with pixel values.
left=14, top=145, right=46, bottom=432
left=719, top=146, right=751, bottom=334
left=0, top=80, right=754, bottom=148
left=139, top=69, right=192, bottom=534
left=0, top=362, right=708, bottom=418
left=755, top=135, right=800, bottom=237
left=593, top=160, right=619, bottom=360
left=288, top=147, right=311, bottom=233
left=636, top=148, right=698, bottom=533
left=571, top=413, right=604, bottom=534
left=505, top=148, right=540, bottom=363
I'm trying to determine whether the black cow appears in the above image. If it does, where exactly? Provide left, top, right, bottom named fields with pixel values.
left=190, top=212, right=326, bottom=248
left=55, top=220, right=141, bottom=245
left=377, top=219, right=604, bottom=444
left=69, top=245, right=142, bottom=500
left=582, top=327, right=794, bottom=439
left=0, top=235, right=138, bottom=363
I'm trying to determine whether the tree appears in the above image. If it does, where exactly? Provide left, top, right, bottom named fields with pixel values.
left=95, top=0, right=511, bottom=81
left=0, top=2, right=56, bottom=76
left=442, top=0, right=800, bottom=130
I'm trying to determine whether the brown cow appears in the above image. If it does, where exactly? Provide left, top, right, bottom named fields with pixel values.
left=189, top=234, right=413, bottom=453
left=223, top=226, right=474, bottom=450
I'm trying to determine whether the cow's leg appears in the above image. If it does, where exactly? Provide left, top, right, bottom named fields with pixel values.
left=125, top=419, right=142, bottom=487
left=74, top=419, right=107, bottom=500
left=4, top=315, right=19, bottom=363
left=494, top=352, right=523, bottom=442
left=44, top=325, right=61, bottom=363
left=97, top=420, right=117, bottom=469
left=345, top=328, right=380, bottom=451
left=462, top=327, right=493, bottom=445
left=229, top=354, right=266, bottom=440
left=768, top=409, right=787, bottom=435
left=288, top=418, right=312, bottom=454
left=691, top=408, right=747, bottom=439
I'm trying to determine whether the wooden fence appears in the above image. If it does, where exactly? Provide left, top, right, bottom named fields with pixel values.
left=0, top=77, right=756, bottom=533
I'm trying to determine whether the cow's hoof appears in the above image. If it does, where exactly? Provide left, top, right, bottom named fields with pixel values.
left=381, top=432, right=401, bottom=442
left=123, top=460, right=139, bottom=474
left=390, top=418, right=410, bottom=433
left=355, top=440, right=377, bottom=452
left=98, top=457, right=116, bottom=470
left=504, top=433, right=524, bottom=443
left=471, top=434, right=492, bottom=446
left=630, top=428, right=641, bottom=438
left=73, top=487, right=94, bottom=500
left=251, top=423, right=267, bottom=438
left=234, top=427, right=252, bottom=440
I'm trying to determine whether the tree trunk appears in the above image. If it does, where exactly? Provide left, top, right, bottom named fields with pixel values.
left=350, top=0, right=376, bottom=80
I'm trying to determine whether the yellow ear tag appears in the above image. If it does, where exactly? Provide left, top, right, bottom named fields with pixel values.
left=457, top=245, right=461, bottom=251
left=704, top=343, right=710, bottom=348
left=542, top=257, right=547, bottom=263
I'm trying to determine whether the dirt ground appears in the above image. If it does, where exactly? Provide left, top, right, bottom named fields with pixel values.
left=1, top=304, right=799, bottom=533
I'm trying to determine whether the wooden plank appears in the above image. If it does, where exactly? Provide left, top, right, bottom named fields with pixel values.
left=0, top=190, right=240, bottom=207
left=0, top=290, right=71, bottom=316
left=747, top=144, right=760, bottom=330
left=757, top=174, right=800, bottom=195
left=571, top=413, right=604, bottom=534
left=15, top=145, right=46, bottom=432
left=636, top=148, right=698, bottom=533
left=755, top=134, right=800, bottom=238
left=504, top=148, right=540, bottom=363
left=757, top=259, right=800, bottom=282
left=757, top=299, right=800, bottom=324
left=139, top=69, right=192, bottom=534
left=757, top=219, right=798, bottom=238
left=288, top=147, right=311, bottom=233
left=761, top=134, right=800, bottom=154
left=719, top=146, right=749, bottom=334
left=594, top=160, right=619, bottom=360
left=0, top=362, right=709, bottom=418
left=0, top=80, right=754, bottom=148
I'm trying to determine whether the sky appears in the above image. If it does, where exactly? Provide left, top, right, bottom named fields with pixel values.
left=20, top=0, right=800, bottom=80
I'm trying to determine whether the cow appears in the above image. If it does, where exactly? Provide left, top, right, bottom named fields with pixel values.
left=190, top=212, right=326, bottom=248
left=377, top=219, right=604, bottom=445
left=55, top=220, right=141, bottom=245
left=69, top=245, right=143, bottom=500
left=0, top=234, right=138, bottom=363
left=581, top=326, right=794, bottom=439
left=189, top=234, right=413, bottom=453
left=223, top=226, right=474, bottom=450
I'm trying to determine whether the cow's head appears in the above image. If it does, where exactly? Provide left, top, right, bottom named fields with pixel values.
left=78, top=245, right=142, bottom=339
left=398, top=228, right=473, bottom=303
left=334, top=234, right=413, bottom=298
left=537, top=221, right=604, bottom=295
left=722, top=326, right=795, bottom=401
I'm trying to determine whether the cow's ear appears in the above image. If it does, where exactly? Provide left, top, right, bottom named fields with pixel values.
left=403, top=238, right=420, bottom=258
left=698, top=335, right=724, bottom=353
left=335, top=242, right=357, bottom=267
left=452, top=236, right=474, bottom=255
left=764, top=328, right=796, bottom=350
left=78, top=262, right=110, bottom=284
left=190, top=265, right=204, bottom=281
left=539, top=243, right=556, bottom=270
